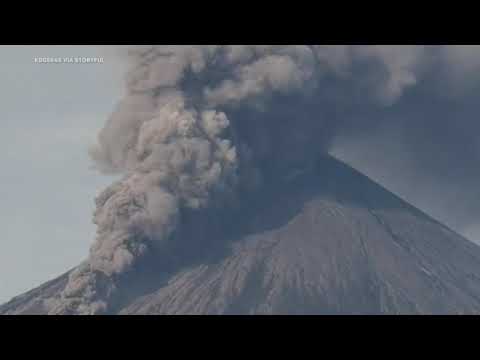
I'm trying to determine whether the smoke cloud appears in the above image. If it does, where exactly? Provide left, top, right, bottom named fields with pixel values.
left=47, top=45, right=480, bottom=314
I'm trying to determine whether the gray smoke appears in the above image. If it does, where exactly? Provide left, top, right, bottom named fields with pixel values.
left=331, top=46, right=480, bottom=239
left=47, top=45, right=480, bottom=314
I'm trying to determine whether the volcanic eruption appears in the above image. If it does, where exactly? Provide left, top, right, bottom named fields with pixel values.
left=3, top=45, right=480, bottom=315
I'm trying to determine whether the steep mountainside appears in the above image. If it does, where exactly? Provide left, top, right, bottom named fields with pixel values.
left=3, top=156, right=480, bottom=315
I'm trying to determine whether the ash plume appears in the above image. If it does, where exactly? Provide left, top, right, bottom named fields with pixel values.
left=47, top=45, right=480, bottom=314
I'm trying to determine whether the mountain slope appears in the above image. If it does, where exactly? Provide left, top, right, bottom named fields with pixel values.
left=3, top=155, right=480, bottom=315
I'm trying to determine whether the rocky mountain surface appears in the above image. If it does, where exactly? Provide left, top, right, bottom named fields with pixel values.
left=3, top=156, right=480, bottom=315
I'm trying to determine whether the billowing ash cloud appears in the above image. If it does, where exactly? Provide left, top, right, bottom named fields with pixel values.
left=47, top=45, right=480, bottom=314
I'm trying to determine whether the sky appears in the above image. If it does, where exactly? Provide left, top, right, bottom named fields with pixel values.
left=0, top=46, right=125, bottom=303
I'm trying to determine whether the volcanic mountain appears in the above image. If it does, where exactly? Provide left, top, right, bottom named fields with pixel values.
left=3, top=155, right=480, bottom=315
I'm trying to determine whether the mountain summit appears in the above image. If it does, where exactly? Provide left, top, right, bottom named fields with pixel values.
left=3, top=155, right=480, bottom=315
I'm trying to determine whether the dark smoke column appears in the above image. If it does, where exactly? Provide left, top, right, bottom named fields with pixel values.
left=46, top=45, right=427, bottom=314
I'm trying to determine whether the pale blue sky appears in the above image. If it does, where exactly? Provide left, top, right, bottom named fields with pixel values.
left=0, top=46, right=125, bottom=303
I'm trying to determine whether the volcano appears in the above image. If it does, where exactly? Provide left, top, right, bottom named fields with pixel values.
left=3, top=155, right=480, bottom=315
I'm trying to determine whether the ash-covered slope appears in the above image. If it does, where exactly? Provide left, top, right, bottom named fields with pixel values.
left=3, top=155, right=480, bottom=315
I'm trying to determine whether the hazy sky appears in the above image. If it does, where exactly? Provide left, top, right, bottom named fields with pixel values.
left=0, top=46, right=125, bottom=303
